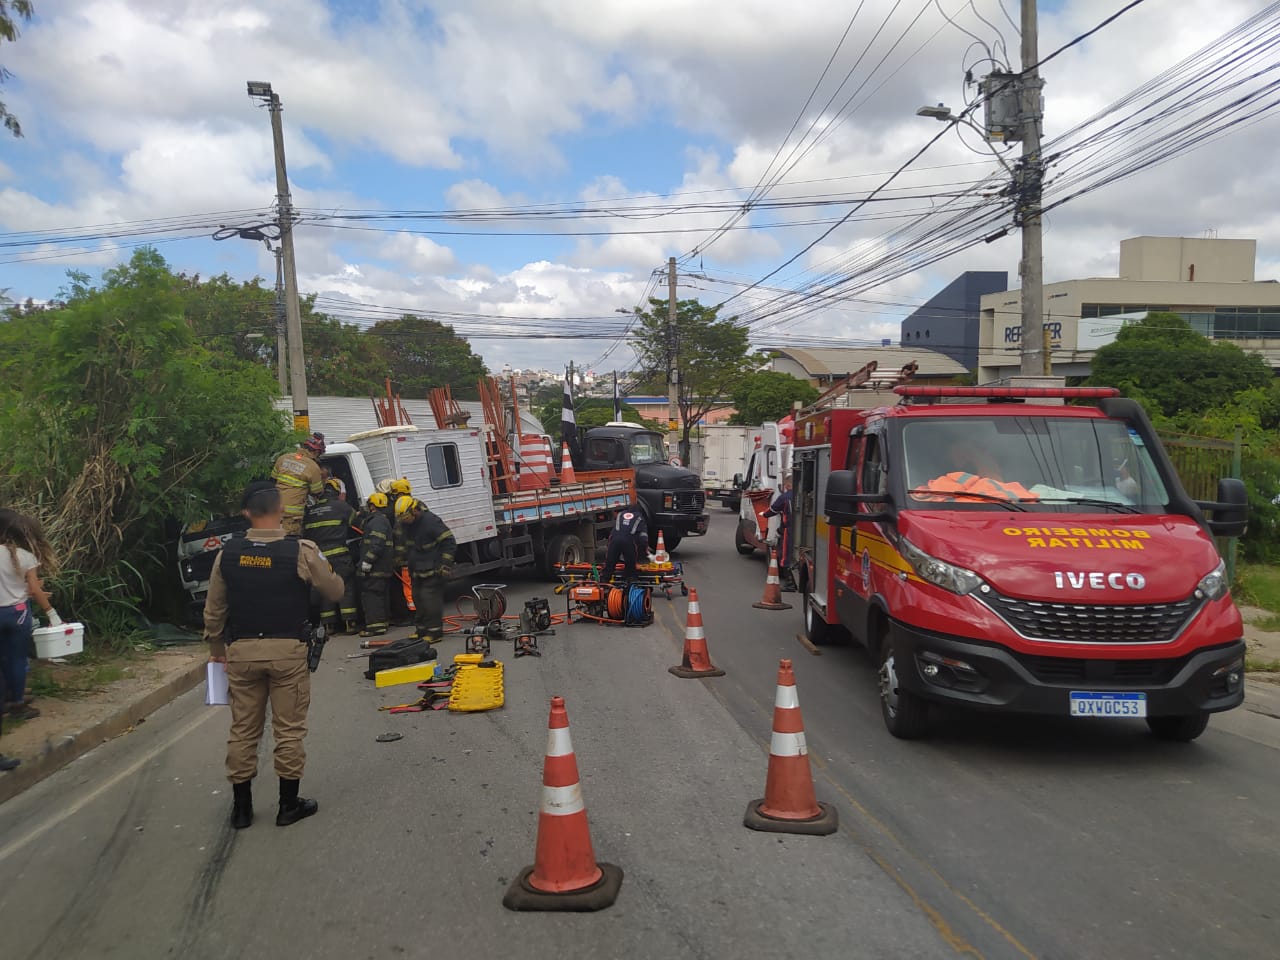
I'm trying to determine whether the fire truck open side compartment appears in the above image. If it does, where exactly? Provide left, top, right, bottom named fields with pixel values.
left=793, top=384, right=1249, bottom=743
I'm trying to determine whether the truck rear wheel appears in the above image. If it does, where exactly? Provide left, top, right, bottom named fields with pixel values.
left=734, top=523, right=755, bottom=556
left=877, top=630, right=931, bottom=739
left=1146, top=712, right=1210, bottom=742
left=541, top=532, right=585, bottom=579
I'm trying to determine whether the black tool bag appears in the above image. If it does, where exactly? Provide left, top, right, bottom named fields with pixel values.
left=364, top=636, right=438, bottom=680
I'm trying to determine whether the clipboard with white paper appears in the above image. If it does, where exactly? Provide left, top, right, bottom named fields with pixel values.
left=205, top=661, right=229, bottom=706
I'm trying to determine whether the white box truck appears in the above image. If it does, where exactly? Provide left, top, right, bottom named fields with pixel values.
left=698, top=424, right=754, bottom=512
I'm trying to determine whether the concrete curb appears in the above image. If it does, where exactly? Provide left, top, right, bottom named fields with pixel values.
left=0, top=660, right=207, bottom=806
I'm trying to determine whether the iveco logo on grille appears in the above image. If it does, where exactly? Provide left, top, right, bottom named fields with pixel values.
left=1054, top=571, right=1147, bottom=590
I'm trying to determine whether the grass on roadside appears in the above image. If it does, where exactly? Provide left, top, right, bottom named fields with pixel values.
left=1246, top=656, right=1280, bottom=672
left=27, top=650, right=134, bottom=700
left=1233, top=561, right=1280, bottom=629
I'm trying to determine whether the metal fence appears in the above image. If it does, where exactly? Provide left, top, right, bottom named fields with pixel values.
left=1159, top=430, right=1243, bottom=580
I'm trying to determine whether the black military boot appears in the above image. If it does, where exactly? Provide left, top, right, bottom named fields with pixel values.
left=276, top=777, right=319, bottom=826
left=230, top=780, right=254, bottom=829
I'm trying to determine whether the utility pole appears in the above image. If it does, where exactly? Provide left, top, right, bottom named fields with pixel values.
left=271, top=242, right=288, bottom=394
left=666, top=256, right=680, bottom=462
left=1017, top=0, right=1046, bottom=376
left=248, top=81, right=309, bottom=432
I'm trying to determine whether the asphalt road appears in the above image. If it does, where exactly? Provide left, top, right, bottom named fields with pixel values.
left=2, top=514, right=1277, bottom=959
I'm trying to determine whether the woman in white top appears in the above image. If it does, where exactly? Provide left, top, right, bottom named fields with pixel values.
left=0, top=510, right=61, bottom=761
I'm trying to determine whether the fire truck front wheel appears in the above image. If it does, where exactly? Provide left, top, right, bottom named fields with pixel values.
left=877, top=627, right=931, bottom=739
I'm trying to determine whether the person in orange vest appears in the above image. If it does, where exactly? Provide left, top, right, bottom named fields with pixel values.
left=272, top=434, right=326, bottom=536
left=919, top=441, right=1037, bottom=502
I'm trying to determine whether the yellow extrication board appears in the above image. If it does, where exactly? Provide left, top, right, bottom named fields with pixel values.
left=448, top=659, right=505, bottom=712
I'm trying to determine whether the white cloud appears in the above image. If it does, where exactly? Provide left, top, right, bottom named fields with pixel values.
left=3, top=0, right=1279, bottom=374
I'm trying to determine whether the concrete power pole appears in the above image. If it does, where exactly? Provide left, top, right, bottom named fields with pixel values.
left=272, top=243, right=288, bottom=394
left=1018, top=0, right=1046, bottom=376
left=666, top=257, right=680, bottom=461
left=251, top=83, right=310, bottom=432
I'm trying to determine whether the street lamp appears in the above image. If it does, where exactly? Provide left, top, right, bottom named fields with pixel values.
left=915, top=102, right=1014, bottom=174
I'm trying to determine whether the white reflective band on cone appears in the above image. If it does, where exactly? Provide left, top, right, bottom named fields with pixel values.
left=545, top=726, right=575, bottom=758
left=687, top=603, right=700, bottom=616
left=685, top=626, right=705, bottom=640
left=774, top=685, right=799, bottom=709
left=770, top=730, right=808, bottom=757
left=540, top=782, right=586, bottom=816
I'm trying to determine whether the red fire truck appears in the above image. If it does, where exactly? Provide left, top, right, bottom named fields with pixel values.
left=793, top=384, right=1248, bottom=742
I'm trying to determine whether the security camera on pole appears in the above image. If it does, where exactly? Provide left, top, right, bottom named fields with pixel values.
left=247, top=80, right=311, bottom=433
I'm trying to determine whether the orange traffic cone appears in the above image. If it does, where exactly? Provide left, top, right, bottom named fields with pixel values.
left=559, top=443, right=577, bottom=484
left=744, top=659, right=838, bottom=835
left=752, top=549, right=793, bottom=610
left=504, top=696, right=623, bottom=911
left=668, top=588, right=725, bottom=679
left=653, top=529, right=670, bottom=563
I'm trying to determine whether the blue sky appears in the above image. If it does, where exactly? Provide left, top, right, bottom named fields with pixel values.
left=3, top=0, right=1277, bottom=376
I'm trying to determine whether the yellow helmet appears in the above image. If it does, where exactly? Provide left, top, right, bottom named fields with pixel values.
left=389, top=477, right=412, bottom=496
left=394, top=495, right=419, bottom=519
left=368, top=491, right=389, bottom=510
left=324, top=477, right=343, bottom=493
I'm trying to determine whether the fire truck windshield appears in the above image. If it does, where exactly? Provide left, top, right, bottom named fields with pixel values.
left=902, top=416, right=1169, bottom=511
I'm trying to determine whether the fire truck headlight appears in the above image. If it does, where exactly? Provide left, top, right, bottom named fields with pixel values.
left=1196, top=559, right=1227, bottom=601
left=899, top=537, right=983, bottom=596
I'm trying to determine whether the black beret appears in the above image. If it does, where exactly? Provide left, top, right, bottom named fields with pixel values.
left=240, top=480, right=278, bottom=510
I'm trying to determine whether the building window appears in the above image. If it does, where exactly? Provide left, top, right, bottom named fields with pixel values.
left=425, top=442, right=462, bottom=489
left=1080, top=303, right=1169, bottom=319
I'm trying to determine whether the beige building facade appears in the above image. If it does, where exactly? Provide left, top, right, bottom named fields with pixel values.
left=977, top=236, right=1280, bottom=382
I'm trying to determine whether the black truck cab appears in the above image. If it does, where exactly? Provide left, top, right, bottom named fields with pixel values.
left=582, top=422, right=709, bottom=549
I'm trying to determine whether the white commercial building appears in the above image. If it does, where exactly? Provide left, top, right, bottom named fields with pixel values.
left=976, top=236, right=1280, bottom=382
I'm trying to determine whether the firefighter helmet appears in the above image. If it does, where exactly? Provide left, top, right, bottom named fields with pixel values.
left=394, top=495, right=419, bottom=519
left=389, top=477, right=412, bottom=496
left=368, top=491, right=389, bottom=510
left=302, top=432, right=326, bottom=455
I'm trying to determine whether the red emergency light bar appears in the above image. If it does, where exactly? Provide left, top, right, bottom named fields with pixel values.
left=893, top=385, right=1120, bottom=399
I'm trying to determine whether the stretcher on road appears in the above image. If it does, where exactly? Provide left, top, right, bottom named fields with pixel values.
left=553, top=560, right=688, bottom=600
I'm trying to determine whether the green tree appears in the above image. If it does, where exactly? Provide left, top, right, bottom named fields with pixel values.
left=365, top=314, right=487, bottom=399
left=1, top=1, right=34, bottom=136
left=1087, top=312, right=1273, bottom=418
left=727, top=370, right=818, bottom=424
left=629, top=297, right=761, bottom=459
left=0, top=248, right=293, bottom=644
left=300, top=309, right=392, bottom=395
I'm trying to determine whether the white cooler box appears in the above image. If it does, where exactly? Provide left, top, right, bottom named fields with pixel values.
left=33, top=623, right=86, bottom=658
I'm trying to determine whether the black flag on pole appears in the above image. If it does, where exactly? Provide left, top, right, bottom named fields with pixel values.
left=613, top=371, right=622, bottom=423
left=562, top=371, right=579, bottom=466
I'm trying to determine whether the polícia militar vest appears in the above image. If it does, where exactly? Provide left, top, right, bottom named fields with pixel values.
left=219, top=536, right=311, bottom=641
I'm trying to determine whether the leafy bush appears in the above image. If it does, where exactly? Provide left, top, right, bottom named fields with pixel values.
left=0, top=249, right=294, bottom=648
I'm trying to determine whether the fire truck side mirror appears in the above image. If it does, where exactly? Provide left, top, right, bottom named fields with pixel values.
left=1197, top=477, right=1248, bottom=538
left=825, top=471, right=893, bottom=526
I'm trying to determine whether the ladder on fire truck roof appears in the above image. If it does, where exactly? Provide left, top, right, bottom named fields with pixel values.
left=799, top=360, right=919, bottom=415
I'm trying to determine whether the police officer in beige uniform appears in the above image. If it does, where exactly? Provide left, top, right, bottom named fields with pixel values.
left=204, top=482, right=343, bottom=829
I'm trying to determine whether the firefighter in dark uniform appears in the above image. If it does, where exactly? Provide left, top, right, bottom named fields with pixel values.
left=605, top=504, right=649, bottom=583
left=395, top=496, right=456, bottom=644
left=357, top=492, right=395, bottom=637
left=303, top=478, right=358, bottom=634
left=386, top=478, right=416, bottom=626
left=204, top=482, right=343, bottom=830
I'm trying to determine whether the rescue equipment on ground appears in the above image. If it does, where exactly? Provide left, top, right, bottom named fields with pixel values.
left=562, top=581, right=653, bottom=626
left=744, top=659, right=838, bottom=836
left=448, top=657, right=505, bottom=712
left=752, top=549, right=793, bottom=611
left=374, top=660, right=439, bottom=689
left=458, top=584, right=555, bottom=657
left=554, top=559, right=687, bottom=601
left=668, top=588, right=724, bottom=678
left=503, top=696, right=623, bottom=912
left=365, top=635, right=437, bottom=680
